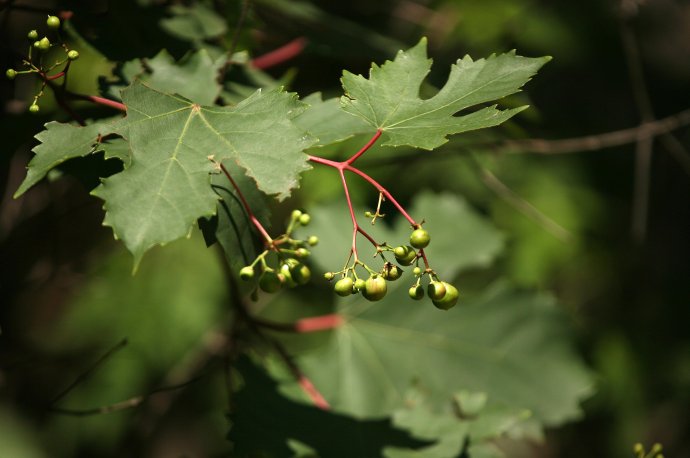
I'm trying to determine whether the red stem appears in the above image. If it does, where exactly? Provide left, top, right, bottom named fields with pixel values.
left=339, top=169, right=360, bottom=258
left=253, top=314, right=344, bottom=333
left=67, top=93, right=126, bottom=111
left=219, top=163, right=273, bottom=246
left=346, top=129, right=382, bottom=165
left=251, top=37, right=308, bottom=70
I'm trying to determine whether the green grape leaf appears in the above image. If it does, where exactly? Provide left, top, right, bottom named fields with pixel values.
left=383, top=388, right=534, bottom=458
left=114, top=49, right=225, bottom=105
left=294, top=93, right=372, bottom=147
left=160, top=3, right=227, bottom=42
left=340, top=38, right=550, bottom=149
left=14, top=119, right=119, bottom=198
left=92, top=81, right=315, bottom=266
left=100, top=137, right=131, bottom=167
left=228, top=357, right=430, bottom=457
left=291, top=282, right=593, bottom=425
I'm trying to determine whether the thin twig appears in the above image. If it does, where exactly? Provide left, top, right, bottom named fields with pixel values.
left=49, top=338, right=128, bottom=405
left=481, top=168, right=573, bottom=242
left=218, top=0, right=250, bottom=83
left=619, top=4, right=656, bottom=243
left=659, top=133, right=690, bottom=177
left=49, top=375, right=206, bottom=417
left=499, top=109, right=690, bottom=154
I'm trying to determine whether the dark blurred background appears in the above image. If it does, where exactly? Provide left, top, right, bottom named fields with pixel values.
left=1, top=0, right=689, bottom=457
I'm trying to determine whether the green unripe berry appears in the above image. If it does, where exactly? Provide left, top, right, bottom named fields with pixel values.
left=364, top=211, right=373, bottom=218
left=295, top=247, right=310, bottom=258
left=279, top=264, right=297, bottom=288
left=427, top=281, right=447, bottom=301
left=27, top=30, right=38, bottom=40
left=409, top=285, right=424, bottom=300
left=291, top=209, right=302, bottom=219
left=239, top=266, right=255, bottom=281
left=6, top=69, right=16, bottom=80
left=410, top=228, right=430, bottom=249
left=362, top=275, right=387, bottom=301
left=432, top=282, right=459, bottom=310
left=307, top=235, right=319, bottom=246
left=291, top=263, right=311, bottom=285
left=413, top=266, right=422, bottom=276
left=29, top=104, right=40, bottom=114
left=334, top=277, right=354, bottom=296
left=299, top=213, right=311, bottom=225
left=67, top=50, right=79, bottom=60
left=382, top=263, right=402, bottom=281
left=324, top=272, right=335, bottom=280
left=36, top=37, right=51, bottom=52
left=259, top=270, right=282, bottom=293
left=33, top=41, right=41, bottom=48
left=353, top=278, right=366, bottom=292
left=46, top=15, right=61, bottom=29
left=393, top=245, right=417, bottom=266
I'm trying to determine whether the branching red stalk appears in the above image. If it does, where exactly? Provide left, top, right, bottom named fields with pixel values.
left=219, top=163, right=273, bottom=246
left=251, top=37, right=308, bottom=70
left=308, top=129, right=433, bottom=267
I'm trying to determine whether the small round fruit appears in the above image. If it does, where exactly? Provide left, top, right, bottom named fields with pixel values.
left=46, top=15, right=61, bottom=29
left=362, top=276, right=387, bottom=301
left=36, top=37, right=51, bottom=52
left=291, top=263, right=311, bottom=285
left=409, top=285, right=424, bottom=300
left=259, top=270, right=282, bottom=293
left=393, top=245, right=417, bottom=265
left=432, top=282, right=459, bottom=310
left=334, top=277, right=354, bottom=296
left=324, top=272, right=335, bottom=281
left=413, top=266, right=422, bottom=276
left=291, top=209, right=302, bottom=219
left=29, top=104, right=40, bottom=114
left=410, top=228, right=430, bottom=249
left=239, top=266, right=255, bottom=281
left=307, top=235, right=319, bottom=246
left=295, top=247, right=310, bottom=258
left=6, top=69, right=16, bottom=80
left=353, top=278, right=366, bottom=292
left=382, top=264, right=402, bottom=281
left=299, top=213, right=311, bottom=226
left=67, top=50, right=79, bottom=60
left=27, top=30, right=38, bottom=40
left=279, top=264, right=297, bottom=288
left=427, top=281, right=447, bottom=301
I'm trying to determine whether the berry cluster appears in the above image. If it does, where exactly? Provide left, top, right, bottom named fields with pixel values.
left=239, top=210, right=318, bottom=297
left=5, top=15, right=80, bottom=113
left=325, top=224, right=459, bottom=310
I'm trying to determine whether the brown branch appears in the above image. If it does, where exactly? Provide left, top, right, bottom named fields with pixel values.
left=499, top=109, right=690, bottom=155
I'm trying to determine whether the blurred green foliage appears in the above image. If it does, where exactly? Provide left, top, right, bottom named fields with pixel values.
left=1, top=0, right=689, bottom=457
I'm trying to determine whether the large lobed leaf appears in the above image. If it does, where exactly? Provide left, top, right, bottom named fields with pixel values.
left=340, top=37, right=550, bottom=149
left=92, top=81, right=315, bottom=265
left=292, top=282, right=593, bottom=426
left=14, top=119, right=119, bottom=198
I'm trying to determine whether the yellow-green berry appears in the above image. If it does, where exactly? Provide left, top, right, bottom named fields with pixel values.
left=67, top=50, right=79, bottom=60
left=427, top=281, right=447, bottom=301
left=6, top=69, right=16, bottom=80
left=299, top=213, right=311, bottom=225
left=362, top=275, right=387, bottom=301
left=46, top=15, right=61, bottom=29
left=334, top=277, right=354, bottom=296
left=27, top=30, right=38, bottom=40
left=409, top=285, right=424, bottom=300
left=410, top=228, right=430, bottom=249
left=307, top=235, right=318, bottom=246
left=432, top=282, right=459, bottom=310
left=239, top=266, right=255, bottom=281
left=324, top=272, right=335, bottom=280
left=29, top=104, right=40, bottom=114
left=36, top=37, right=51, bottom=52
